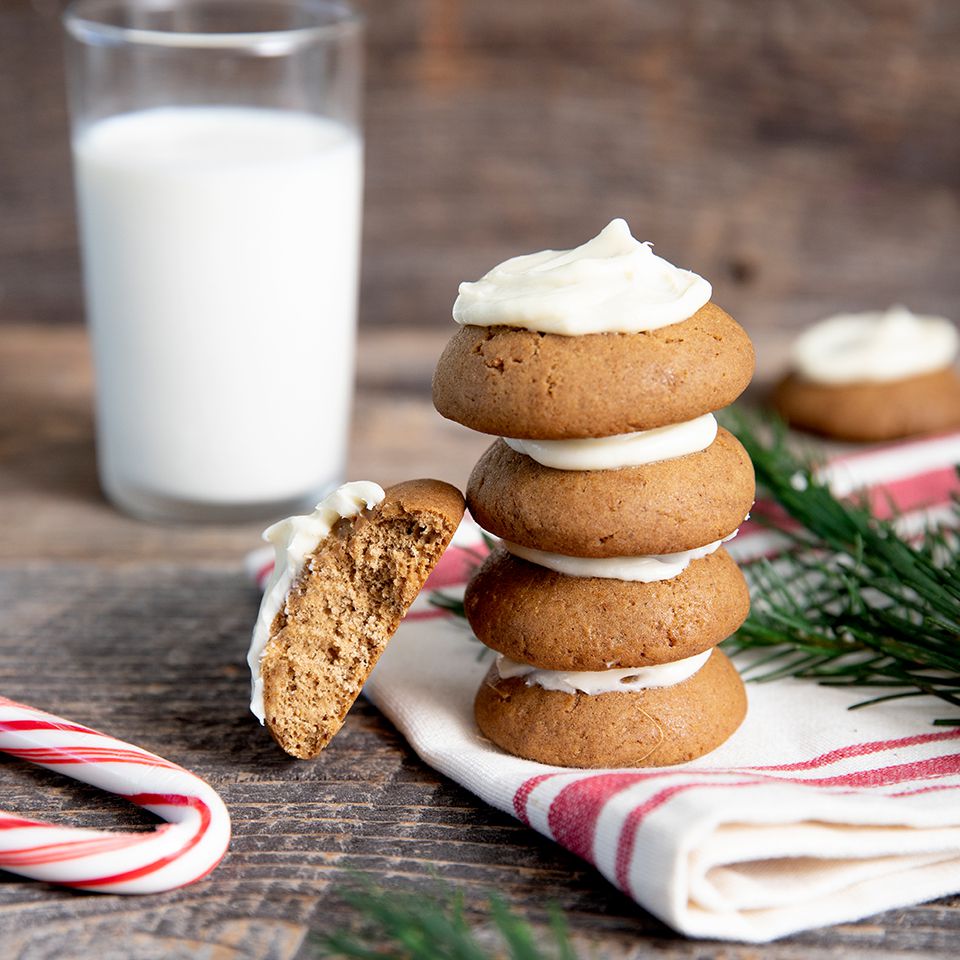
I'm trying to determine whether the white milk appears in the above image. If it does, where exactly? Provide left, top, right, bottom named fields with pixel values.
left=73, top=106, right=363, bottom=514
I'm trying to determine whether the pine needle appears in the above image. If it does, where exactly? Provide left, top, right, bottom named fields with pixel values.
left=430, top=591, right=468, bottom=620
left=309, top=879, right=581, bottom=960
left=724, top=408, right=960, bottom=723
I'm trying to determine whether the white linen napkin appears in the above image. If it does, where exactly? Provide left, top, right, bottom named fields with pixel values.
left=250, top=430, right=960, bottom=942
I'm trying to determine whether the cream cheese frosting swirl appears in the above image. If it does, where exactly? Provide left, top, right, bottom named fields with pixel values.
left=452, top=218, right=711, bottom=336
left=792, top=305, right=960, bottom=384
left=503, top=414, right=717, bottom=471
left=247, top=480, right=385, bottom=722
left=496, top=649, right=711, bottom=695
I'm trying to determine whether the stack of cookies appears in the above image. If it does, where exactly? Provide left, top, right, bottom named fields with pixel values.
left=433, top=219, right=755, bottom=767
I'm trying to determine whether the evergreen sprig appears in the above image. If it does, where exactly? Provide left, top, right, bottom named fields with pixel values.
left=310, top=879, right=578, bottom=960
left=725, top=411, right=960, bottom=722
left=428, top=411, right=960, bottom=722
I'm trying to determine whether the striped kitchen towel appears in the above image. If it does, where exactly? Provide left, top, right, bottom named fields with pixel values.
left=250, top=429, right=960, bottom=942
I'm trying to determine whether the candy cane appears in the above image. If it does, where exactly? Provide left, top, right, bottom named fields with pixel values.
left=0, top=695, right=230, bottom=894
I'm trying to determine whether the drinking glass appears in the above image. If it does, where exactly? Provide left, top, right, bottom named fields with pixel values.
left=63, top=0, right=364, bottom=522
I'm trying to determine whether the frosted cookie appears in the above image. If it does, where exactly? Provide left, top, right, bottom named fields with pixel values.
left=773, top=306, right=960, bottom=441
left=248, top=479, right=465, bottom=759
left=465, top=545, right=749, bottom=670
left=774, top=369, right=960, bottom=442
left=434, top=219, right=753, bottom=768
left=433, top=219, right=754, bottom=439
left=467, top=429, right=754, bottom=557
left=433, top=305, right=755, bottom=440
left=475, top=648, right=746, bottom=768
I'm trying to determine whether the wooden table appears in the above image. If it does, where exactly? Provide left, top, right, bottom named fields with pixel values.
left=3, top=0, right=960, bottom=953
left=1, top=323, right=957, bottom=959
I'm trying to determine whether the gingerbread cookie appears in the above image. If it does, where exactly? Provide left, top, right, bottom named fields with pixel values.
left=773, top=369, right=960, bottom=442
left=465, top=545, right=749, bottom=670
left=433, top=302, right=755, bottom=440
left=249, top=479, right=464, bottom=759
left=475, top=648, right=747, bottom=768
left=773, top=306, right=960, bottom=441
left=467, top=429, right=754, bottom=557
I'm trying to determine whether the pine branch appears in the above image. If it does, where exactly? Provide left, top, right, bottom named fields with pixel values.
left=430, top=591, right=467, bottom=620
left=308, top=879, right=579, bottom=960
left=724, top=409, right=960, bottom=722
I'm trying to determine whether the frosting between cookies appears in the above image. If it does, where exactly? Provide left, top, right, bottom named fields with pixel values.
left=247, top=480, right=386, bottom=723
left=502, top=414, right=717, bottom=470
left=501, top=529, right=738, bottom=582
left=452, top=218, right=712, bottom=336
left=496, top=648, right=712, bottom=695
left=792, top=305, right=960, bottom=384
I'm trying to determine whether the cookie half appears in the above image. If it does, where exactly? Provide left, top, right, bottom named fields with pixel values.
left=432, top=302, right=755, bottom=439
left=259, top=479, right=464, bottom=759
left=772, top=368, right=960, bottom=442
left=467, top=428, right=754, bottom=557
left=465, top=546, right=749, bottom=670
left=475, top=648, right=746, bottom=768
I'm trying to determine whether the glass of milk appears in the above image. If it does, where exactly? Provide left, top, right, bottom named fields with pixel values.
left=62, top=0, right=363, bottom=522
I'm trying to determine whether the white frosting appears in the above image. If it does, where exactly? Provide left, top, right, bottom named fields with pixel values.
left=247, top=480, right=386, bottom=722
left=452, top=218, right=711, bottom=336
left=496, top=649, right=712, bottom=695
left=502, top=529, right=738, bottom=582
left=502, top=414, right=717, bottom=471
left=792, top=305, right=959, bottom=384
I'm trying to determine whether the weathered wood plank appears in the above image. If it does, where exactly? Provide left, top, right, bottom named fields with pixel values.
left=0, top=530, right=959, bottom=957
left=1, top=319, right=957, bottom=954
left=1, top=1, right=959, bottom=332
left=0, top=324, right=491, bottom=560
left=2, top=0, right=960, bottom=947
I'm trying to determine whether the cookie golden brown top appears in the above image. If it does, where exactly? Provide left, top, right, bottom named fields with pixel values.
left=260, top=479, right=464, bottom=759
left=432, top=302, right=755, bottom=439
left=772, top=368, right=960, bottom=442
left=467, top=428, right=754, bottom=557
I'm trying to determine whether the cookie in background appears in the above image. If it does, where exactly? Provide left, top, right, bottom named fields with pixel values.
left=773, top=305, right=960, bottom=442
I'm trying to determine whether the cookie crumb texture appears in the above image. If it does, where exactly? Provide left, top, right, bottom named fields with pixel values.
left=475, top=649, right=746, bottom=768
left=773, top=368, right=960, bottom=442
left=261, top=480, right=464, bottom=759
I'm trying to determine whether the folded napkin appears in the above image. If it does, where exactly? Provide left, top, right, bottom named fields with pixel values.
left=249, top=430, right=960, bottom=943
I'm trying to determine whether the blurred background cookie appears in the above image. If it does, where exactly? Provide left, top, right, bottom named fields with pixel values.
left=773, top=306, right=960, bottom=441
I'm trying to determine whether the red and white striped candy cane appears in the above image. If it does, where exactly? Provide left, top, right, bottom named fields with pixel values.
left=0, top=695, right=230, bottom=894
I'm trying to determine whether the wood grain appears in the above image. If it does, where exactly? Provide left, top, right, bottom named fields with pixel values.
left=2, top=0, right=960, bottom=952
left=1, top=0, right=959, bottom=334
left=1, top=325, right=959, bottom=958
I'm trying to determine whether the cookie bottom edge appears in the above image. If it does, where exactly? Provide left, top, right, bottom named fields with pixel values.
left=474, top=648, right=747, bottom=768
